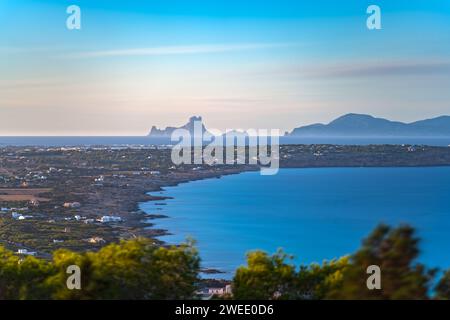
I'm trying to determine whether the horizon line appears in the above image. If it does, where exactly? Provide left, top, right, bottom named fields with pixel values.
left=1, top=112, right=450, bottom=137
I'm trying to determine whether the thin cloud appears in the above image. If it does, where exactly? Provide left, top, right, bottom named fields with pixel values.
left=66, top=43, right=293, bottom=59
left=313, top=61, right=450, bottom=78
left=249, top=60, right=450, bottom=79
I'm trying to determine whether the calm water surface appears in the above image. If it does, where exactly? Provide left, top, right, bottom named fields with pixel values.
left=140, top=167, right=450, bottom=278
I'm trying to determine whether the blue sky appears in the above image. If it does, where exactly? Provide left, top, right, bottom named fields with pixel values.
left=1, top=0, right=450, bottom=135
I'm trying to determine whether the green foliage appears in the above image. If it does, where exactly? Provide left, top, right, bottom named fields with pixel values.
left=1, top=224, right=449, bottom=300
left=232, top=249, right=348, bottom=300
left=326, top=224, right=436, bottom=299
left=0, top=238, right=200, bottom=300
left=0, top=246, right=54, bottom=299
left=435, top=270, right=450, bottom=300
left=295, top=257, right=349, bottom=299
left=232, top=224, right=438, bottom=300
left=232, top=249, right=296, bottom=299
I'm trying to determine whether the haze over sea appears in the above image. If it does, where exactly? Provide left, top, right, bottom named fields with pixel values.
left=142, top=167, right=450, bottom=279
left=1, top=136, right=450, bottom=147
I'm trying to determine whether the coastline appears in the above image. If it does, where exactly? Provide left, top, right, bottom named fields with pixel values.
left=138, top=165, right=450, bottom=277
left=135, top=166, right=258, bottom=241
left=138, top=162, right=450, bottom=241
left=141, top=165, right=450, bottom=279
left=3, top=144, right=450, bottom=257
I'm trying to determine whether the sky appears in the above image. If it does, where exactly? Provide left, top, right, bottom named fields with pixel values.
left=1, top=0, right=450, bottom=135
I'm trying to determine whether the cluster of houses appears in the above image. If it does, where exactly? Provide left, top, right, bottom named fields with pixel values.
left=85, top=236, right=106, bottom=244
left=1, top=206, right=28, bottom=213
left=93, top=170, right=161, bottom=187
left=63, top=202, right=81, bottom=209
left=24, top=172, right=47, bottom=181
left=3, top=203, right=123, bottom=225
left=98, top=215, right=123, bottom=223
left=1, top=207, right=34, bottom=220
left=16, top=248, right=37, bottom=256
left=1, top=149, right=75, bottom=186
left=61, top=213, right=123, bottom=224
left=11, top=212, right=34, bottom=220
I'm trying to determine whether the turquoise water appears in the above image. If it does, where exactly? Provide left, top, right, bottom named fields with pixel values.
left=140, top=167, right=450, bottom=279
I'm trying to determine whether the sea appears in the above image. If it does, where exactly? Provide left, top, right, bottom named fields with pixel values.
left=141, top=167, right=450, bottom=279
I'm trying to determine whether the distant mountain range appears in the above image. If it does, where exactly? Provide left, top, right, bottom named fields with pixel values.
left=288, top=113, right=450, bottom=137
left=147, top=113, right=450, bottom=138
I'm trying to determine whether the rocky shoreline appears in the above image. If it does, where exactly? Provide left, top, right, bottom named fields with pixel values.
left=123, top=166, right=257, bottom=242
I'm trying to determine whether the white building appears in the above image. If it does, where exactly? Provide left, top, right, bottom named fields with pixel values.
left=15, top=214, right=33, bottom=220
left=98, top=215, right=123, bottom=223
left=86, top=237, right=106, bottom=244
left=95, top=175, right=105, bottom=182
left=17, top=249, right=37, bottom=256
left=63, top=202, right=81, bottom=209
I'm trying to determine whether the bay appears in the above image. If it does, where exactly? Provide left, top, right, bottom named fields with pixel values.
left=141, top=167, right=450, bottom=279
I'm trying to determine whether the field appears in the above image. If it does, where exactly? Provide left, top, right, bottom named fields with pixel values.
left=0, top=188, right=52, bottom=202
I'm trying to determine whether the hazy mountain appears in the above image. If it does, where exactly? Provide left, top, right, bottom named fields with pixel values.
left=288, top=113, right=450, bottom=137
left=148, top=116, right=209, bottom=137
